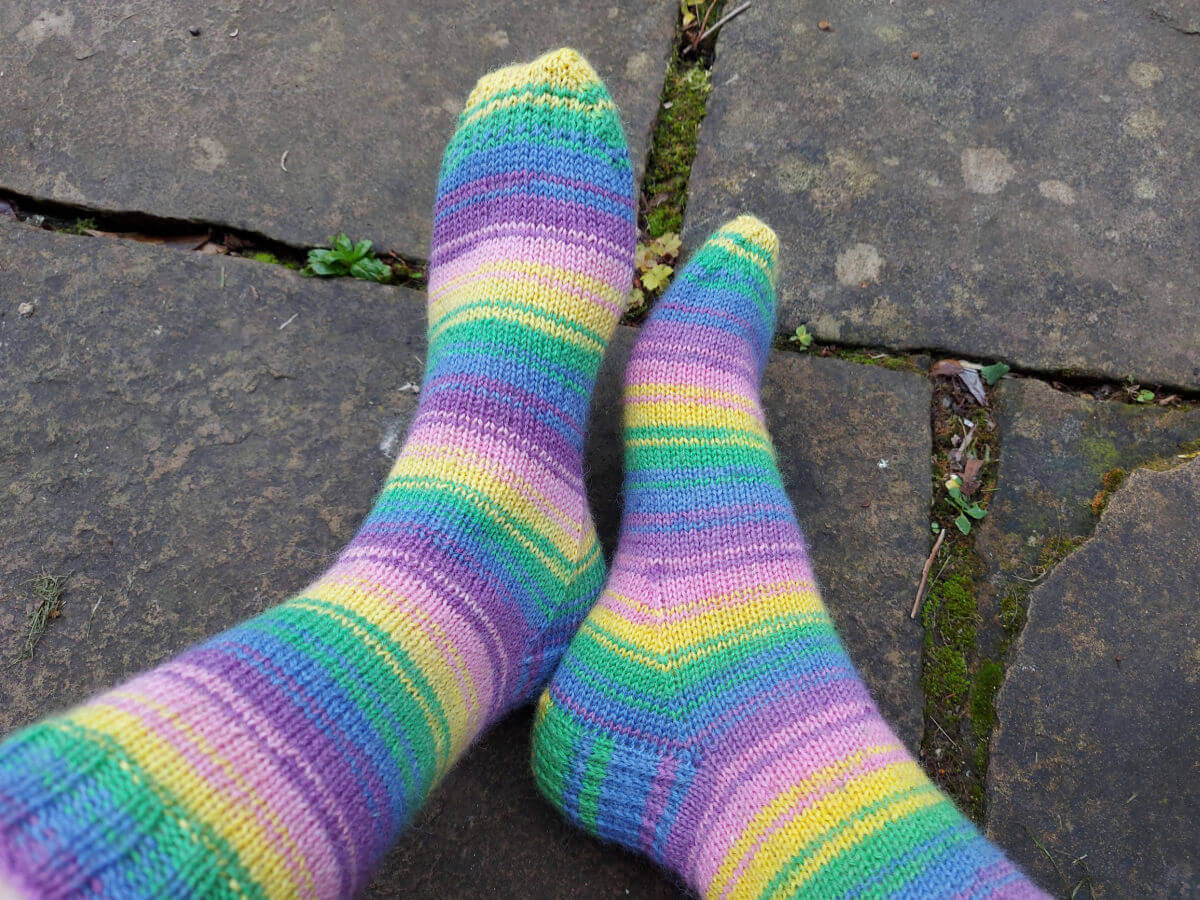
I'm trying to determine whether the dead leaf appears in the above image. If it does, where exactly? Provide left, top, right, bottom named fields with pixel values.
left=957, top=368, right=988, bottom=405
left=197, top=240, right=228, bottom=255
left=930, top=359, right=966, bottom=377
left=961, top=458, right=985, bottom=496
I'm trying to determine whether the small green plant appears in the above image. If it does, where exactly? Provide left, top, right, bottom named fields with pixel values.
left=303, top=234, right=392, bottom=283
left=1134, top=389, right=1155, bottom=404
left=61, top=217, right=98, bottom=236
left=979, top=362, right=1010, bottom=385
left=628, top=232, right=682, bottom=316
left=944, top=474, right=987, bottom=534
left=789, top=325, right=814, bottom=350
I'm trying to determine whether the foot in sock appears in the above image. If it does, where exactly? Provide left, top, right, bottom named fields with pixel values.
left=531, top=217, right=1048, bottom=899
left=0, top=48, right=634, bottom=899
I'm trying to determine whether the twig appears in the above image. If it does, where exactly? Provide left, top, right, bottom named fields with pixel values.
left=278, top=312, right=298, bottom=330
left=931, top=715, right=960, bottom=749
left=685, top=1, right=752, bottom=53
left=911, top=528, right=946, bottom=618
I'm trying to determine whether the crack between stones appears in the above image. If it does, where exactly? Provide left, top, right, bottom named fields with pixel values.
left=0, top=187, right=428, bottom=290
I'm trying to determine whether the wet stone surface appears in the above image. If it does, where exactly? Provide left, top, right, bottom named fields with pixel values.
left=974, top=377, right=1200, bottom=661
left=685, top=0, right=1200, bottom=389
left=0, top=224, right=933, bottom=894
left=0, top=1, right=676, bottom=257
left=987, top=459, right=1200, bottom=898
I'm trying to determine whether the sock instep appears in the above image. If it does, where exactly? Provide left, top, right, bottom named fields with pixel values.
left=531, top=216, right=1047, bottom=900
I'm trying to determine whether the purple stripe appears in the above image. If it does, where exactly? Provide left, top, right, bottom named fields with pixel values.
left=180, top=643, right=392, bottom=865
left=157, top=662, right=356, bottom=896
left=434, top=168, right=634, bottom=217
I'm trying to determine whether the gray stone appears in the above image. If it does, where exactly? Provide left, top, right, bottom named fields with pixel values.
left=685, top=0, right=1200, bottom=389
left=0, top=1, right=676, bottom=257
left=987, top=459, right=1200, bottom=898
left=974, top=378, right=1200, bottom=660
left=0, top=223, right=931, bottom=893
left=0, top=221, right=426, bottom=728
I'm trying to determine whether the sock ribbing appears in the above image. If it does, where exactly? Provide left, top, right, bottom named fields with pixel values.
left=0, top=48, right=634, bottom=899
left=531, top=217, right=1047, bottom=899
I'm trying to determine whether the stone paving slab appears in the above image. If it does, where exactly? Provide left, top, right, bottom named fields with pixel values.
left=987, top=459, right=1200, bottom=898
left=974, top=378, right=1200, bottom=660
left=0, top=224, right=931, bottom=894
left=0, top=1, right=676, bottom=257
left=685, top=0, right=1200, bottom=389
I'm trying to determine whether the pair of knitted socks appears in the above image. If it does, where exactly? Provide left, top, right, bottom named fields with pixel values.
left=0, top=50, right=1043, bottom=899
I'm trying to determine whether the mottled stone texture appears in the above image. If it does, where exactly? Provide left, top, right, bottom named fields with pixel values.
left=974, top=378, right=1200, bottom=659
left=0, top=1, right=676, bottom=256
left=987, top=460, right=1200, bottom=898
left=0, top=222, right=426, bottom=728
left=685, top=0, right=1200, bottom=389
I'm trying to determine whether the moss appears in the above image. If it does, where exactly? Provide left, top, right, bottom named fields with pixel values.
left=970, top=660, right=1003, bottom=739
left=1039, top=533, right=1085, bottom=570
left=251, top=251, right=281, bottom=265
left=1079, top=433, right=1121, bottom=475
left=998, top=587, right=1026, bottom=636
left=1089, top=466, right=1126, bottom=516
left=920, top=551, right=978, bottom=714
left=642, top=55, right=712, bottom=238
left=923, top=644, right=970, bottom=708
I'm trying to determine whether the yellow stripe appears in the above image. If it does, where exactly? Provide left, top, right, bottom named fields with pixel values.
left=72, top=699, right=314, bottom=899
left=624, top=382, right=761, bottom=414
left=592, top=584, right=823, bottom=648
left=430, top=257, right=624, bottom=331
left=460, top=90, right=615, bottom=130
left=713, top=760, right=935, bottom=899
left=288, top=592, right=468, bottom=771
left=465, top=49, right=604, bottom=110
left=384, top=442, right=582, bottom=559
left=381, top=471, right=577, bottom=582
left=625, top=399, right=766, bottom=433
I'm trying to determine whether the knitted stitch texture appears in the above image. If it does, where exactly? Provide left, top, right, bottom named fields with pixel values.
left=530, top=216, right=1047, bottom=899
left=0, top=48, right=634, bottom=899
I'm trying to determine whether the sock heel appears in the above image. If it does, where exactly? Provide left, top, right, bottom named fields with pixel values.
left=531, top=690, right=696, bottom=857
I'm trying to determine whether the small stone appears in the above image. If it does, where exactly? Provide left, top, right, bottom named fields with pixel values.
left=17, top=302, right=35, bottom=317
left=818, top=20, right=831, bottom=31
left=188, top=26, right=201, bottom=36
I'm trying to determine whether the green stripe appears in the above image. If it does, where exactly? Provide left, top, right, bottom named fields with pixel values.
left=757, top=781, right=948, bottom=899
left=31, top=720, right=260, bottom=898
left=578, top=736, right=614, bottom=831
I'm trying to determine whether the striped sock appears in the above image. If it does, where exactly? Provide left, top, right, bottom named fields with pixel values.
left=0, top=48, right=634, bottom=899
left=530, top=217, right=1047, bottom=899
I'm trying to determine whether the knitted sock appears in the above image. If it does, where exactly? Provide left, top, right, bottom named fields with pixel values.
left=530, top=217, right=1047, bottom=899
left=0, top=48, right=634, bottom=899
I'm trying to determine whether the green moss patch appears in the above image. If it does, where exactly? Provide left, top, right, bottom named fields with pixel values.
left=642, top=54, right=712, bottom=238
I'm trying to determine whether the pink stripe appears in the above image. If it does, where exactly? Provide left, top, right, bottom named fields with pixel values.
left=638, top=754, right=679, bottom=855
left=312, top=561, right=498, bottom=733
left=713, top=746, right=912, bottom=898
left=161, top=661, right=353, bottom=892
left=101, top=683, right=316, bottom=897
